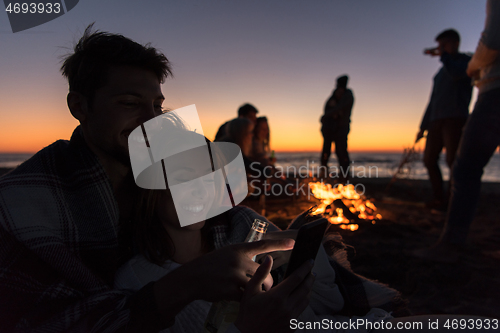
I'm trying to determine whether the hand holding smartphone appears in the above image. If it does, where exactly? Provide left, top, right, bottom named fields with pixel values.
left=284, top=218, right=329, bottom=279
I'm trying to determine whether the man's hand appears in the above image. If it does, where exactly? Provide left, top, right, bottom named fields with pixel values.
left=466, top=41, right=498, bottom=81
left=415, top=130, right=425, bottom=143
left=466, top=62, right=480, bottom=80
left=153, top=239, right=295, bottom=319
left=256, top=230, right=298, bottom=270
left=424, top=47, right=440, bottom=57
left=235, top=256, right=315, bottom=333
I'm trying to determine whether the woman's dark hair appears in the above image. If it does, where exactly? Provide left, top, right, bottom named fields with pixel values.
left=135, top=187, right=235, bottom=265
left=135, top=166, right=231, bottom=265
left=60, top=23, right=173, bottom=105
left=254, top=116, right=270, bottom=145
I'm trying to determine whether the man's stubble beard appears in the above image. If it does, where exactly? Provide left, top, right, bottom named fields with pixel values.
left=109, top=144, right=133, bottom=169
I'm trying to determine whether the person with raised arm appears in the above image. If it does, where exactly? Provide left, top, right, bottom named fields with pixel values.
left=414, top=0, right=500, bottom=263
left=416, top=29, right=473, bottom=212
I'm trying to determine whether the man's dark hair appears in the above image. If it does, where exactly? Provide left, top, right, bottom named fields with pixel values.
left=435, top=29, right=460, bottom=43
left=237, top=103, right=259, bottom=117
left=61, top=24, right=172, bottom=104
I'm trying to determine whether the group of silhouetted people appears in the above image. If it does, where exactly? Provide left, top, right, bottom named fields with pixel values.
left=317, top=22, right=500, bottom=264
left=413, top=3, right=500, bottom=263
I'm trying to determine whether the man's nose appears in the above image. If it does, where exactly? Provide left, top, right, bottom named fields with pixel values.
left=139, top=104, right=162, bottom=132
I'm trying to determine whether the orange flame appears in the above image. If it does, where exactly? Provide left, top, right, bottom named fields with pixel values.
left=339, top=224, right=359, bottom=231
left=327, top=208, right=349, bottom=224
left=309, top=181, right=381, bottom=231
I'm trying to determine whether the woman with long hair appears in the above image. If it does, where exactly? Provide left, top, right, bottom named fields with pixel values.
left=115, top=116, right=314, bottom=332
left=252, top=116, right=276, bottom=167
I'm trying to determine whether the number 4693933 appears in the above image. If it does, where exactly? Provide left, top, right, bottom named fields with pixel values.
left=5, top=2, right=61, bottom=14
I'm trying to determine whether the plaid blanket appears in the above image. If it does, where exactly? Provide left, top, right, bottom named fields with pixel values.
left=322, top=233, right=409, bottom=317
left=288, top=208, right=409, bottom=317
left=0, top=127, right=163, bottom=333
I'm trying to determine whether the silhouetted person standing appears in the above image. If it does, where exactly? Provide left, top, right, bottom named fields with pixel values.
left=320, top=75, right=354, bottom=179
left=416, top=29, right=472, bottom=211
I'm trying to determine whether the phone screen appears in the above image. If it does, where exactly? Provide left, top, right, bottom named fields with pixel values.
left=284, top=218, right=328, bottom=279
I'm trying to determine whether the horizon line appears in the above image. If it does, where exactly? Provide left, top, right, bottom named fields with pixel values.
left=0, top=149, right=409, bottom=155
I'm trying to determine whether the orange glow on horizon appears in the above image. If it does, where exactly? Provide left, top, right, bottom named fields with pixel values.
left=0, top=113, right=424, bottom=154
left=0, top=106, right=79, bottom=153
left=0, top=101, right=426, bottom=154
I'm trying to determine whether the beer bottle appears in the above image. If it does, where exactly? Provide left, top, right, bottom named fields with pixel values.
left=203, top=219, right=269, bottom=333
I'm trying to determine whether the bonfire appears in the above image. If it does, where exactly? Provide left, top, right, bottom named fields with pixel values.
left=308, top=182, right=382, bottom=231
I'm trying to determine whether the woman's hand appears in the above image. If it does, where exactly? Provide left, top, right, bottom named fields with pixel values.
left=256, top=230, right=298, bottom=270
left=235, top=256, right=315, bottom=333
left=153, top=238, right=296, bottom=319
left=191, top=239, right=296, bottom=301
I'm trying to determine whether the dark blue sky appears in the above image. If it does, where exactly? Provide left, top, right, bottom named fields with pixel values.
left=0, top=0, right=486, bottom=151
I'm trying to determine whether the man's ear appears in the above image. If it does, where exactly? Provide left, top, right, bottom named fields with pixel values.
left=67, top=92, right=89, bottom=122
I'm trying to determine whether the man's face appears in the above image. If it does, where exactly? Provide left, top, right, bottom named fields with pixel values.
left=83, top=66, right=164, bottom=166
left=437, top=39, right=458, bottom=55
left=246, top=111, right=258, bottom=124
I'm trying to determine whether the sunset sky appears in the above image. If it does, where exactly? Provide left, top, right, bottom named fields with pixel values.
left=0, top=0, right=486, bottom=153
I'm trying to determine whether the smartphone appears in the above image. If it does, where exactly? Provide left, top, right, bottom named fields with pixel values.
left=284, top=218, right=328, bottom=279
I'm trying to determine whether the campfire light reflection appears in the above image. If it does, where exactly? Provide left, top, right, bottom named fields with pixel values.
left=309, top=182, right=381, bottom=231
left=339, top=224, right=359, bottom=231
left=327, top=208, right=349, bottom=224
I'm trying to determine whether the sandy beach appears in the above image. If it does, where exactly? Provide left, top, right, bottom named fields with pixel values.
left=2, top=166, right=498, bottom=318
left=242, top=176, right=500, bottom=318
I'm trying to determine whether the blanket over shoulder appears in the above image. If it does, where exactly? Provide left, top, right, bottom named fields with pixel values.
left=0, top=127, right=164, bottom=332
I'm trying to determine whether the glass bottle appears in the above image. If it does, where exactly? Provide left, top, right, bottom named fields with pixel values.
left=270, top=150, right=275, bottom=160
left=203, top=219, right=269, bottom=333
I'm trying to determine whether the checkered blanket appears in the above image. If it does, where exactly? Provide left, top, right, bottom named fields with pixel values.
left=0, top=127, right=162, bottom=332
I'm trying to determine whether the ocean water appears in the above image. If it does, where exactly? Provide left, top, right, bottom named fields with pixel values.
left=1, top=151, right=499, bottom=182
left=274, top=151, right=500, bottom=183
left=0, top=153, right=35, bottom=169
